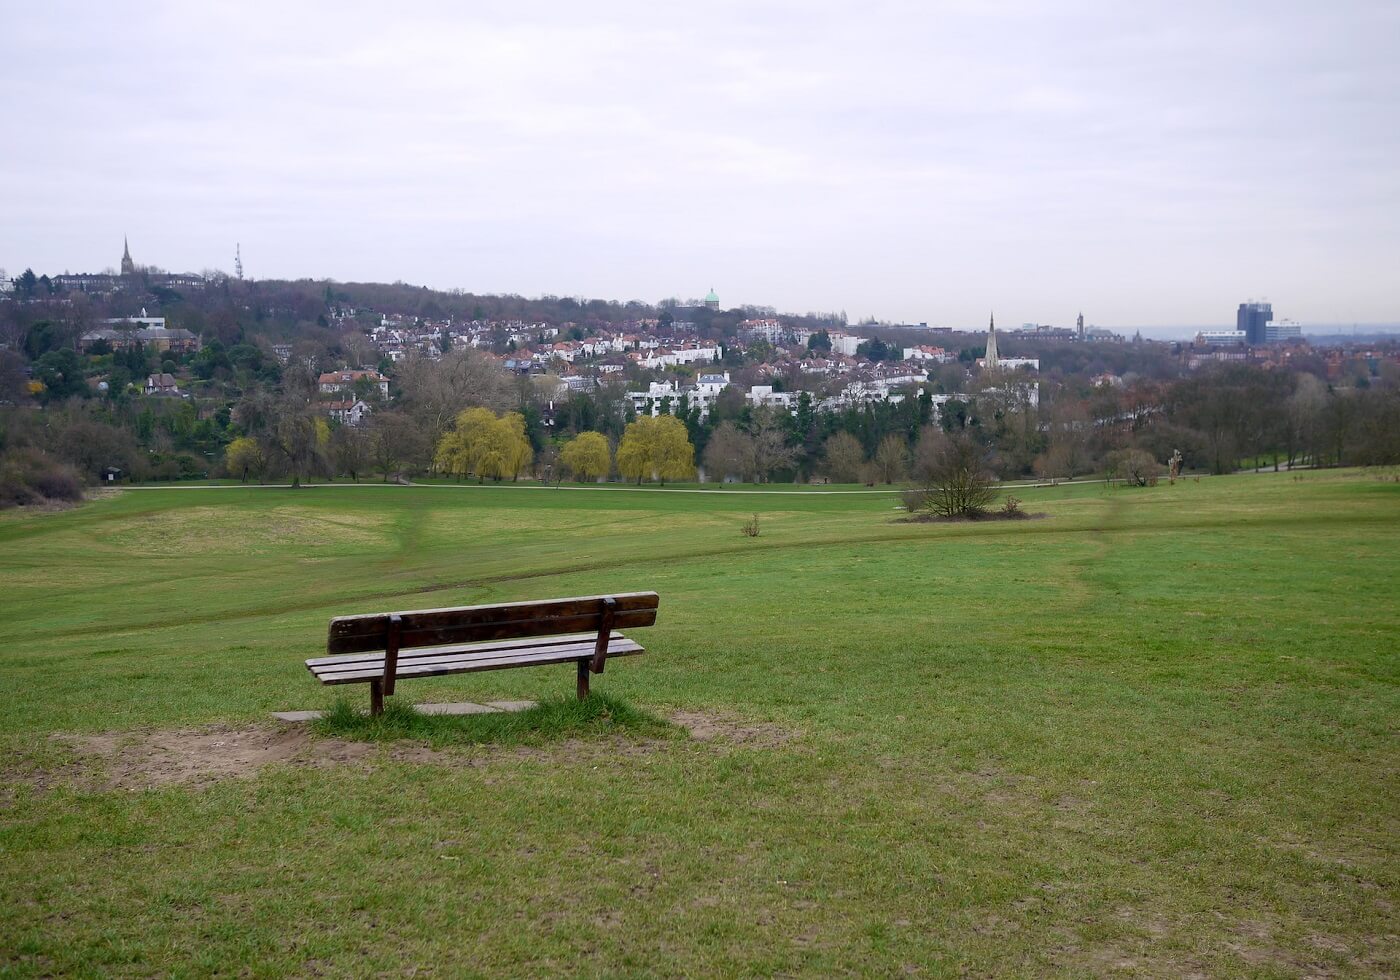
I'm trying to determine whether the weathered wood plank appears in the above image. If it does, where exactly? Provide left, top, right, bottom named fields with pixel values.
left=307, top=632, right=623, bottom=668
left=382, top=613, right=402, bottom=697
left=314, top=639, right=645, bottom=685
left=328, top=592, right=659, bottom=639
left=309, top=636, right=640, bottom=678
left=325, top=608, right=657, bottom=655
left=590, top=597, right=616, bottom=675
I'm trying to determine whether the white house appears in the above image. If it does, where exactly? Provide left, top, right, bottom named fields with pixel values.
left=695, top=372, right=730, bottom=396
left=903, top=345, right=952, bottom=363
left=106, top=310, right=166, bottom=331
left=739, top=318, right=784, bottom=343
left=1195, top=330, right=1246, bottom=347
left=977, top=356, right=1040, bottom=372
left=628, top=372, right=732, bottom=419
left=827, top=332, right=862, bottom=357
left=325, top=399, right=373, bottom=426
left=981, top=382, right=1040, bottom=409
left=821, top=380, right=903, bottom=410
left=144, top=373, right=182, bottom=396
left=318, top=370, right=389, bottom=398
left=638, top=344, right=720, bottom=369
left=628, top=381, right=683, bottom=416
left=747, top=386, right=798, bottom=411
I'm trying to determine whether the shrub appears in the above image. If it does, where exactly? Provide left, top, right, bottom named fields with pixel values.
left=145, top=453, right=206, bottom=481
left=0, top=448, right=85, bottom=509
left=1108, top=448, right=1162, bottom=487
left=912, top=430, right=997, bottom=518
left=901, top=488, right=929, bottom=513
left=1001, top=495, right=1023, bottom=516
left=741, top=513, right=761, bottom=537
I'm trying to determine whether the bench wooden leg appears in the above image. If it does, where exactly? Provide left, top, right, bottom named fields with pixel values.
left=370, top=679, right=384, bottom=716
left=576, top=659, right=590, bottom=700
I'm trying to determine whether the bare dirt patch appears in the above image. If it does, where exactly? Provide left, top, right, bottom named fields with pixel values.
left=30, top=711, right=794, bottom=792
left=669, top=710, right=797, bottom=748
left=897, top=511, right=1049, bottom=524
left=49, top=725, right=386, bottom=790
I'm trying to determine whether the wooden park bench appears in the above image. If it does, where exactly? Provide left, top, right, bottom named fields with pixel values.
left=305, top=592, right=661, bottom=714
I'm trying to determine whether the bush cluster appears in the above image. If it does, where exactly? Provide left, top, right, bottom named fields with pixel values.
left=0, top=448, right=84, bottom=508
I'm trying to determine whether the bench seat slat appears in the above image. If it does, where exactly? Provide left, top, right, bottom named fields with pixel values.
left=312, top=637, right=644, bottom=685
left=307, top=632, right=622, bottom=669
left=310, top=636, right=638, bottom=679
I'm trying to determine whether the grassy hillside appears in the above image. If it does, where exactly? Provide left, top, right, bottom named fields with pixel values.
left=1, top=472, right=1396, bottom=975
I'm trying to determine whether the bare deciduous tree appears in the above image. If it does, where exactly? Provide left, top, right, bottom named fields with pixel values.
left=395, top=351, right=512, bottom=440
left=1035, top=396, right=1090, bottom=481
left=912, top=428, right=997, bottom=518
left=261, top=401, right=330, bottom=488
left=749, top=408, right=796, bottom=482
left=873, top=434, right=908, bottom=484
left=330, top=425, right=369, bottom=482
left=1107, top=448, right=1161, bottom=487
left=822, top=431, right=865, bottom=483
left=368, top=410, right=429, bottom=482
left=703, top=421, right=756, bottom=482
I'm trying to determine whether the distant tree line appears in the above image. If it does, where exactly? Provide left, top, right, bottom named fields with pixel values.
left=2, top=272, right=1399, bottom=506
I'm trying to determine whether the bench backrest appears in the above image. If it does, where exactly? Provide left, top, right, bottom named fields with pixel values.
left=326, top=591, right=661, bottom=656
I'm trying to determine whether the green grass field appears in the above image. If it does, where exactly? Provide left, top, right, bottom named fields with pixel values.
left=1, top=472, right=1396, bottom=976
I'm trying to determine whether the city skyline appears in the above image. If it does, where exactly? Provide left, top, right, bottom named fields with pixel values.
left=3, top=1, right=1397, bottom=329
left=21, top=236, right=1400, bottom=342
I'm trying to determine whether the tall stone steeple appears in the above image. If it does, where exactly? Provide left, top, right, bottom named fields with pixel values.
left=1076, top=311, right=1084, bottom=341
left=984, top=311, right=999, bottom=370
left=120, top=237, right=135, bottom=277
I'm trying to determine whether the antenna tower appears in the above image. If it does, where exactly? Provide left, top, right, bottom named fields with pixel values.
left=235, top=243, right=244, bottom=280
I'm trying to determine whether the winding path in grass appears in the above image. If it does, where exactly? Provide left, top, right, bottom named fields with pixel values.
left=116, top=478, right=1112, bottom=494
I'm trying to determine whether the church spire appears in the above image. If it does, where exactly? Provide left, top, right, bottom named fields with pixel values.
left=120, top=236, right=135, bottom=277
left=984, top=311, right=999, bottom=370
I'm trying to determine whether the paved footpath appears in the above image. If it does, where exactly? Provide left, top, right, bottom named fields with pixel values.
left=117, top=479, right=1100, bottom=495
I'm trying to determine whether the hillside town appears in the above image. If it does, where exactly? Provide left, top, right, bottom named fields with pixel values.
left=1, top=243, right=1398, bottom=494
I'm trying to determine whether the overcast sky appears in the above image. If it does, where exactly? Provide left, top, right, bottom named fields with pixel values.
left=3, top=0, right=1397, bottom=331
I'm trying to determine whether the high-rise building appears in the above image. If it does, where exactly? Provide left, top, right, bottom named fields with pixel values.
left=1265, top=319, right=1302, bottom=343
left=1076, top=311, right=1084, bottom=341
left=1237, top=301, right=1272, bottom=345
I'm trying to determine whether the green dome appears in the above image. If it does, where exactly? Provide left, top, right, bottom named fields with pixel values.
left=704, top=288, right=719, bottom=302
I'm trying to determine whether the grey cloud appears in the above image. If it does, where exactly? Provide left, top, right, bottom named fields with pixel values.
left=2, top=0, right=1397, bottom=328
